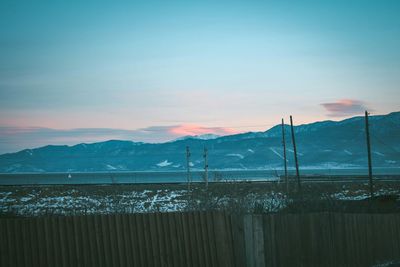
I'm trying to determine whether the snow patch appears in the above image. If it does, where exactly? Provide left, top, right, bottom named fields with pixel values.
left=105, top=164, right=117, bottom=170
left=373, top=151, right=385, bottom=156
left=287, top=148, right=303, bottom=156
left=157, top=160, right=173, bottom=167
left=344, top=149, right=352, bottom=155
left=270, top=148, right=284, bottom=160
left=226, top=153, right=244, bottom=159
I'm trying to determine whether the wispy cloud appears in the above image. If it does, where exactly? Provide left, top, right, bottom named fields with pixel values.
left=0, top=125, right=237, bottom=154
left=321, top=99, right=369, bottom=117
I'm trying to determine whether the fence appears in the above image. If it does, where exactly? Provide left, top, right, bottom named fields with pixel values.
left=1, top=212, right=400, bottom=267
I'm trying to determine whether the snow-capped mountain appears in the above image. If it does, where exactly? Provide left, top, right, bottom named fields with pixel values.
left=0, top=112, right=399, bottom=172
left=173, top=134, right=221, bottom=141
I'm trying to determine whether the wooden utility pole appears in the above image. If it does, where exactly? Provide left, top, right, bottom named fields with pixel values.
left=281, top=119, right=288, bottom=191
left=365, top=111, right=374, bottom=198
left=186, top=146, right=192, bottom=191
left=290, top=116, right=301, bottom=190
left=204, top=147, right=209, bottom=189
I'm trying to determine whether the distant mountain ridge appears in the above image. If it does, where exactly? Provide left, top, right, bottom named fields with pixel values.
left=0, top=112, right=399, bottom=173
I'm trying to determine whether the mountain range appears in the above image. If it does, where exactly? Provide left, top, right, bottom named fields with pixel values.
left=1, top=112, right=399, bottom=173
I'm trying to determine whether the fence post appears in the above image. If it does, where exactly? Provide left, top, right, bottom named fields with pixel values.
left=281, top=118, right=288, bottom=192
left=365, top=111, right=374, bottom=198
left=290, top=115, right=301, bottom=190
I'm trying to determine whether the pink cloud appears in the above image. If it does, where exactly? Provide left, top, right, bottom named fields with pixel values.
left=0, top=125, right=240, bottom=154
left=321, top=99, right=369, bottom=117
left=169, top=124, right=237, bottom=136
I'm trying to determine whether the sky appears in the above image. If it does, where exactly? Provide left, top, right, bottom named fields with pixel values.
left=1, top=0, right=400, bottom=153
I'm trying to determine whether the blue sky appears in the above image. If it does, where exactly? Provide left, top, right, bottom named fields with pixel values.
left=0, top=0, right=399, bottom=153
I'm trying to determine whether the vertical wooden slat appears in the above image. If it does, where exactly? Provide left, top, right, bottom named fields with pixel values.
left=36, top=218, right=47, bottom=266
left=169, top=212, right=182, bottom=267
left=148, top=213, right=161, bottom=266
left=181, top=212, right=194, bottom=267
left=194, top=212, right=206, bottom=267
left=73, top=216, right=84, bottom=267
left=86, top=215, right=99, bottom=267
left=29, top=217, right=40, bottom=267
left=100, top=215, right=112, bottom=266
left=50, top=217, right=61, bottom=266
left=94, top=215, right=106, bottom=267
left=174, top=212, right=187, bottom=267
left=21, top=219, right=32, bottom=267
left=58, top=216, right=70, bottom=267
left=108, top=214, right=120, bottom=267
left=6, top=219, right=17, bottom=267
left=231, top=214, right=246, bottom=267
left=14, top=218, right=25, bottom=267
left=142, top=213, right=154, bottom=267
left=0, top=219, right=9, bottom=267
left=163, top=212, right=175, bottom=267
left=213, top=212, right=234, bottom=267
left=81, top=215, right=91, bottom=267
left=155, top=212, right=167, bottom=266
left=188, top=212, right=200, bottom=267
left=243, top=214, right=254, bottom=267
left=253, top=215, right=265, bottom=267
left=199, top=212, right=211, bottom=267
left=206, top=211, right=218, bottom=267
left=135, top=213, right=147, bottom=266
left=128, top=214, right=141, bottom=267
left=65, top=216, right=77, bottom=267
left=121, top=214, right=133, bottom=267
left=115, top=214, right=127, bottom=267
left=43, top=217, right=54, bottom=266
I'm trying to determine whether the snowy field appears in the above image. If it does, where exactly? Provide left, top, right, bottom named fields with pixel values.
left=1, top=181, right=399, bottom=217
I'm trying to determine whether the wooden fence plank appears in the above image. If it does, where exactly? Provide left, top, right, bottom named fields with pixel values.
left=100, top=215, right=112, bottom=267
left=194, top=211, right=206, bottom=267
left=231, top=214, right=246, bottom=267
left=108, top=214, right=120, bottom=267
left=244, top=214, right=254, bottom=267
left=135, top=213, right=147, bottom=266
left=181, top=212, right=194, bottom=267
left=43, top=217, right=55, bottom=266
left=199, top=212, right=212, bottom=267
left=58, top=216, right=70, bottom=267
left=253, top=215, right=265, bottom=267
left=72, top=216, right=84, bottom=267
left=188, top=211, right=200, bottom=267
left=174, top=212, right=187, bottom=267
left=128, top=214, right=142, bottom=267
left=115, top=214, right=127, bottom=267
left=206, top=211, right=218, bottom=267
left=213, top=212, right=234, bottom=267
left=0, top=220, right=9, bottom=267
left=169, top=212, right=182, bottom=267
left=50, top=217, right=62, bottom=266
left=121, top=214, right=133, bottom=267
left=86, top=215, right=99, bottom=267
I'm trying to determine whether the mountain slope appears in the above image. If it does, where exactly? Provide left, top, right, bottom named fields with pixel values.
left=0, top=112, right=399, bottom=172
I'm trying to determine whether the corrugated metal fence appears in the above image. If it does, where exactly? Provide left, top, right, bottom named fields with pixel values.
left=1, top=212, right=400, bottom=267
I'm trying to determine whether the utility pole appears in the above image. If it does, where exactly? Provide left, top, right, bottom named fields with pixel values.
left=186, top=146, right=192, bottom=191
left=281, top=119, right=288, bottom=191
left=365, top=111, right=374, bottom=198
left=204, top=147, right=209, bottom=189
left=290, top=116, right=301, bottom=190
